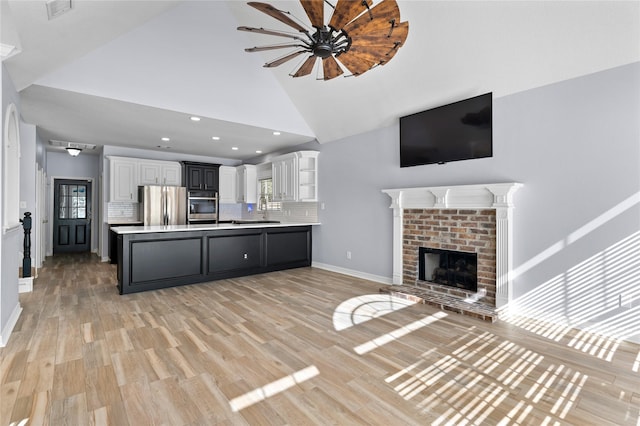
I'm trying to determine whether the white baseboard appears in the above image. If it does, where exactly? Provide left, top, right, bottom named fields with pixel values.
left=311, top=262, right=393, bottom=285
left=0, top=303, right=23, bottom=347
left=18, top=276, right=33, bottom=293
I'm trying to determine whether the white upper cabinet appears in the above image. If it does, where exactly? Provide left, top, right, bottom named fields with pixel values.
left=272, top=154, right=297, bottom=202
left=236, top=164, right=257, bottom=204
left=138, top=160, right=181, bottom=186
left=272, top=151, right=318, bottom=202
left=109, top=156, right=138, bottom=202
left=218, top=166, right=237, bottom=204
left=110, top=156, right=182, bottom=203
left=161, top=162, right=181, bottom=185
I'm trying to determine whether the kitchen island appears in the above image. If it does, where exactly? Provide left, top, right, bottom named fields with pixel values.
left=111, top=222, right=318, bottom=294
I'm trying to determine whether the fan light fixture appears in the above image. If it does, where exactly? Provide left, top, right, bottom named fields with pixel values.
left=66, top=147, right=81, bottom=157
left=238, top=0, right=408, bottom=80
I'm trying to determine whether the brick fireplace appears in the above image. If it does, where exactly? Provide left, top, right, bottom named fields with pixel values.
left=404, top=208, right=496, bottom=304
left=382, top=183, right=521, bottom=321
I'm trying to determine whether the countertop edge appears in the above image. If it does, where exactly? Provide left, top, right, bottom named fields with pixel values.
left=111, top=222, right=321, bottom=234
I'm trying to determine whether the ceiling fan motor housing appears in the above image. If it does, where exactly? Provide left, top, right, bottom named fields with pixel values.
left=312, top=27, right=350, bottom=58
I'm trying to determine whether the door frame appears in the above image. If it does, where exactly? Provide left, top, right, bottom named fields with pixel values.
left=48, top=176, right=96, bottom=256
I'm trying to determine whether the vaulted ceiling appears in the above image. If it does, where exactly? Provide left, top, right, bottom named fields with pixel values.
left=2, top=1, right=638, bottom=160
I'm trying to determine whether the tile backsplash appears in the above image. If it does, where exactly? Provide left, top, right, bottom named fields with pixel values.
left=108, top=201, right=318, bottom=223
left=240, top=202, right=318, bottom=223
left=107, top=202, right=138, bottom=221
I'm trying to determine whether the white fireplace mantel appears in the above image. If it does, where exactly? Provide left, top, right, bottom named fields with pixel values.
left=382, top=183, right=522, bottom=308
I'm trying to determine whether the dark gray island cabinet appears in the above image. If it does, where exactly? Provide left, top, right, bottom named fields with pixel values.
left=115, top=224, right=312, bottom=294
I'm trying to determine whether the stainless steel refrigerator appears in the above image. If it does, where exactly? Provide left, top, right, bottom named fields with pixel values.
left=139, top=186, right=187, bottom=226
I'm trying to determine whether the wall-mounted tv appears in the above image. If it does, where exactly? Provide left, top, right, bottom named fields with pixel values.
left=400, top=92, right=492, bottom=167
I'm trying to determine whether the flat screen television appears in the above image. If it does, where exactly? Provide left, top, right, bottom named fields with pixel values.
left=400, top=92, right=492, bottom=167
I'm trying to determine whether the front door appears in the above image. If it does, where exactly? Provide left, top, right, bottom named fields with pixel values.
left=53, top=179, right=91, bottom=253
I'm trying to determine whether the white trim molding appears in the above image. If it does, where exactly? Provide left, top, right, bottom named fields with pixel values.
left=19, top=276, right=33, bottom=293
left=312, top=262, right=393, bottom=285
left=0, top=303, right=22, bottom=347
left=382, top=183, right=522, bottom=308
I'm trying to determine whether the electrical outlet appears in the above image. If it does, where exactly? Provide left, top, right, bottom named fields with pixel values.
left=321, top=203, right=325, bottom=210
left=346, top=251, right=351, bottom=260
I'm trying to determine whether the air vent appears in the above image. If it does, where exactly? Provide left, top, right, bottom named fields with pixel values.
left=46, top=0, right=72, bottom=20
left=49, top=140, right=96, bottom=151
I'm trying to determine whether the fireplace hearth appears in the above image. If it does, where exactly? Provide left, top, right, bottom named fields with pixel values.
left=419, top=247, right=478, bottom=292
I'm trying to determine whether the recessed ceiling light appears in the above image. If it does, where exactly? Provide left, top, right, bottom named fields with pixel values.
left=212, top=136, right=220, bottom=140
left=190, top=116, right=201, bottom=122
left=256, top=150, right=262, bottom=154
left=273, top=131, right=281, bottom=136
left=232, top=147, right=239, bottom=151
left=161, top=137, right=170, bottom=142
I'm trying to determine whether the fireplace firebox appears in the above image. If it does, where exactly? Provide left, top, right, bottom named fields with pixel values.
left=419, top=247, right=478, bottom=292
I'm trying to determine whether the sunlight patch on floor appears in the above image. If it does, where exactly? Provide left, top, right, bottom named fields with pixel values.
left=229, top=365, right=319, bottom=412
left=332, top=293, right=418, bottom=331
left=353, top=311, right=447, bottom=355
left=384, top=328, right=589, bottom=424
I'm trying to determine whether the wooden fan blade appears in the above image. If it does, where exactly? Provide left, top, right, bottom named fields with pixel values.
left=264, top=50, right=307, bottom=67
left=322, top=55, right=344, bottom=80
left=329, top=0, right=373, bottom=30
left=377, top=41, right=403, bottom=65
left=300, top=0, right=324, bottom=28
left=293, top=56, right=317, bottom=77
left=344, top=47, right=387, bottom=65
left=335, top=51, right=375, bottom=76
left=245, top=44, right=305, bottom=52
left=343, top=0, right=400, bottom=37
left=238, top=26, right=305, bottom=41
left=248, top=2, right=308, bottom=33
left=350, top=21, right=408, bottom=46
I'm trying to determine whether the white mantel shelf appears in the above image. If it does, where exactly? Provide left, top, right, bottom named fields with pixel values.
left=382, top=183, right=522, bottom=309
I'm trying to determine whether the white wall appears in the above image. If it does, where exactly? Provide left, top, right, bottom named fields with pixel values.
left=311, top=62, right=640, bottom=343
left=19, top=121, right=36, bottom=222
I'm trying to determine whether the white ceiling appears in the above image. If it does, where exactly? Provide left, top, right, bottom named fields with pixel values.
left=2, top=0, right=639, bottom=160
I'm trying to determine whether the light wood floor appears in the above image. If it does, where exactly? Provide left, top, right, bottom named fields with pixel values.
left=1, top=253, right=639, bottom=425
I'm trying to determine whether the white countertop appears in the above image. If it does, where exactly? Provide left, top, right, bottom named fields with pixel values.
left=110, top=222, right=320, bottom=234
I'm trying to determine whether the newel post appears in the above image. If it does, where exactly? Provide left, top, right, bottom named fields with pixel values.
left=20, top=212, right=32, bottom=278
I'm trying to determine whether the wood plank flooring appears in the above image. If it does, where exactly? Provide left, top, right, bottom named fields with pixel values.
left=1, top=253, right=639, bottom=425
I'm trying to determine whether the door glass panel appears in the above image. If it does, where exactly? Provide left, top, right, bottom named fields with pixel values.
left=58, top=184, right=87, bottom=219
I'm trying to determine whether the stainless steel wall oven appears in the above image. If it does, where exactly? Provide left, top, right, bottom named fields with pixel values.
left=187, top=191, right=218, bottom=223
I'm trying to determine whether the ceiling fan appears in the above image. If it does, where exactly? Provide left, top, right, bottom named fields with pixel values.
left=238, top=0, right=409, bottom=80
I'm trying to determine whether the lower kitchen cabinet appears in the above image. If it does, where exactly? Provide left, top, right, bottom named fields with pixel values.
left=117, top=225, right=311, bottom=294
left=266, top=227, right=311, bottom=266
left=208, top=230, right=262, bottom=273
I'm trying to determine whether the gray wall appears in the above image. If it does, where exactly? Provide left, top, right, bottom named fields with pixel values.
left=312, top=62, right=639, bottom=341
left=47, top=151, right=101, bottom=254
left=1, top=63, right=22, bottom=344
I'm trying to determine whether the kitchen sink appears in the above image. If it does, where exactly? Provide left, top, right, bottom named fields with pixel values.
left=231, top=219, right=281, bottom=224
